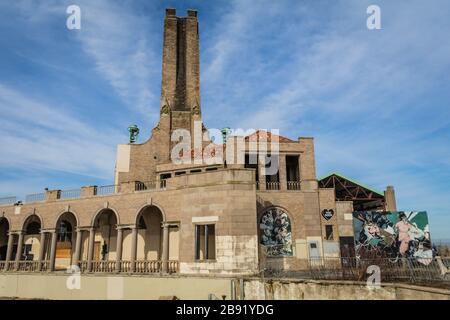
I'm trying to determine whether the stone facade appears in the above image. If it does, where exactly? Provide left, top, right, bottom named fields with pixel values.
left=0, top=8, right=394, bottom=277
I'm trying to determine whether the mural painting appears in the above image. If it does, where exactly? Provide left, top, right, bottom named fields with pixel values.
left=260, top=207, right=293, bottom=256
left=353, top=211, right=432, bottom=264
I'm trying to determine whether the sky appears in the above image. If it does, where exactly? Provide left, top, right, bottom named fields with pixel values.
left=0, top=0, right=449, bottom=239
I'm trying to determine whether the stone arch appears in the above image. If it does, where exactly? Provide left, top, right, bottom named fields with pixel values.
left=259, top=206, right=293, bottom=257
left=22, top=214, right=43, bottom=261
left=54, top=211, right=78, bottom=270
left=91, top=206, right=120, bottom=227
left=0, top=217, right=10, bottom=260
left=134, top=202, right=167, bottom=225
left=54, top=209, right=80, bottom=229
left=90, top=208, right=119, bottom=261
left=21, top=212, right=44, bottom=231
left=134, top=205, right=165, bottom=261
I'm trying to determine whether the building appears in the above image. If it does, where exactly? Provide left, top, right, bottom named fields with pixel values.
left=0, top=8, right=398, bottom=277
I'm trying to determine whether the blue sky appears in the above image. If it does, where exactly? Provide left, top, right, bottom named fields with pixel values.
left=0, top=0, right=449, bottom=239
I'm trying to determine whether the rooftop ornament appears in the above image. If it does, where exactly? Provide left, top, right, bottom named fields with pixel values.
left=220, top=127, right=231, bottom=145
left=128, top=124, right=140, bottom=144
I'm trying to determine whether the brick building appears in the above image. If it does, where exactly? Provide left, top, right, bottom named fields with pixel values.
left=0, top=8, right=397, bottom=277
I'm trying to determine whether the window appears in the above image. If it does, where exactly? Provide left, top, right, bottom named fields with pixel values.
left=57, top=220, right=73, bottom=242
left=195, top=224, right=216, bottom=260
left=175, top=171, right=186, bottom=176
left=205, top=167, right=218, bottom=171
left=260, top=207, right=293, bottom=256
left=325, top=225, right=334, bottom=240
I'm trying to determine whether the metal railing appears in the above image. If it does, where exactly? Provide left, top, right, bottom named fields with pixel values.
left=60, top=189, right=81, bottom=200
left=0, top=196, right=16, bottom=206
left=25, top=192, right=46, bottom=203
left=135, top=181, right=157, bottom=192
left=96, top=185, right=117, bottom=196
left=263, top=257, right=450, bottom=286
left=287, top=181, right=301, bottom=190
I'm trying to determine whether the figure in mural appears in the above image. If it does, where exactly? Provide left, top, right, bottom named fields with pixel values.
left=260, top=207, right=293, bottom=256
left=396, top=212, right=411, bottom=256
left=353, top=211, right=432, bottom=265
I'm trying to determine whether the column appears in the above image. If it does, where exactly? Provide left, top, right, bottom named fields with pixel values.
left=14, top=231, right=24, bottom=270
left=37, top=231, right=46, bottom=271
left=87, top=227, right=95, bottom=272
left=115, top=227, right=123, bottom=273
left=4, top=232, right=14, bottom=271
left=279, top=154, right=287, bottom=191
left=130, top=226, right=138, bottom=273
left=73, top=229, right=83, bottom=266
left=258, top=155, right=266, bottom=191
left=161, top=223, right=169, bottom=273
left=49, top=231, right=57, bottom=271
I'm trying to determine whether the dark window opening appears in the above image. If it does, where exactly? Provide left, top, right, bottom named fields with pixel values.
left=190, top=169, right=202, bottom=173
left=265, top=154, right=280, bottom=190
left=195, top=224, right=216, bottom=260
left=286, top=155, right=300, bottom=181
left=57, top=220, right=73, bottom=242
left=175, top=171, right=186, bottom=176
left=205, top=167, right=218, bottom=171
left=245, top=154, right=259, bottom=183
left=325, top=225, right=334, bottom=240
left=26, top=221, right=41, bottom=235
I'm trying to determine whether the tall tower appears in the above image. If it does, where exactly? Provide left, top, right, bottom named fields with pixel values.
left=160, top=8, right=202, bottom=134
left=115, top=9, right=204, bottom=185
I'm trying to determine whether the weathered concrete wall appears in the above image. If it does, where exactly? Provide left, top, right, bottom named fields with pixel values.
left=0, top=274, right=232, bottom=300
left=244, top=279, right=450, bottom=300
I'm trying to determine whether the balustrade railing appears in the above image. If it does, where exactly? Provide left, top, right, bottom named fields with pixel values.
left=0, top=196, right=16, bottom=206
left=135, top=260, right=161, bottom=273
left=79, top=261, right=88, bottom=273
left=2, top=259, right=179, bottom=274
left=135, top=181, right=157, bottom=192
left=168, top=260, right=179, bottom=274
left=120, top=260, right=132, bottom=273
left=60, top=189, right=81, bottom=200
left=91, top=260, right=116, bottom=273
left=287, top=181, right=301, bottom=190
left=266, top=181, right=280, bottom=190
left=17, top=261, right=41, bottom=272
left=25, top=192, right=46, bottom=203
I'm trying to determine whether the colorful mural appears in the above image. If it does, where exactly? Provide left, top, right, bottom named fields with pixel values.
left=260, top=207, right=293, bottom=256
left=353, top=211, right=432, bottom=264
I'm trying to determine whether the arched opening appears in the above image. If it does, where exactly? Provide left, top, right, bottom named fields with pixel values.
left=259, top=207, right=293, bottom=257
left=55, top=212, right=77, bottom=270
left=135, top=206, right=164, bottom=260
left=91, top=209, right=118, bottom=261
left=0, top=218, right=9, bottom=261
left=22, top=215, right=42, bottom=261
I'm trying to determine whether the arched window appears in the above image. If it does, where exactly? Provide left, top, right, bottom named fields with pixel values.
left=57, top=220, right=73, bottom=242
left=259, top=207, right=293, bottom=256
left=26, top=221, right=41, bottom=235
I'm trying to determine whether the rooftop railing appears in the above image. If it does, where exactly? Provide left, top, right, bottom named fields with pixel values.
left=96, top=185, right=117, bottom=196
left=60, top=189, right=81, bottom=200
left=25, top=192, right=46, bottom=204
left=0, top=196, right=16, bottom=206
